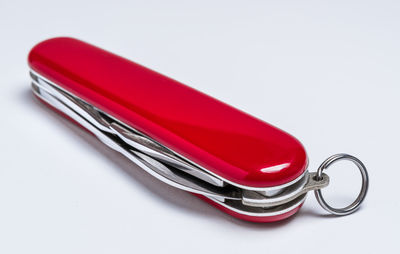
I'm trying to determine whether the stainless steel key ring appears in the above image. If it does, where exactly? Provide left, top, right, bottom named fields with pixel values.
left=314, top=154, right=369, bottom=216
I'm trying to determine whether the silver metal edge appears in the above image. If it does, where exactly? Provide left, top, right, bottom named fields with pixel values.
left=205, top=194, right=307, bottom=217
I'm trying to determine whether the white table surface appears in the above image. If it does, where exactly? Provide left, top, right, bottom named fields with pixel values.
left=1, top=1, right=399, bottom=253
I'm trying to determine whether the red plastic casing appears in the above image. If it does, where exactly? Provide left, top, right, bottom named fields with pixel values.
left=28, top=37, right=308, bottom=222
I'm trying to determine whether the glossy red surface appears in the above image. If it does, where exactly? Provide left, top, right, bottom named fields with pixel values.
left=28, top=37, right=307, bottom=188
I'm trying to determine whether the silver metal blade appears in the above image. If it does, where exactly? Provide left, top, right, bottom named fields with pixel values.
left=31, top=76, right=240, bottom=200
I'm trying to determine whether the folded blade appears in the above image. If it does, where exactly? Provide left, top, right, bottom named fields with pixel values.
left=31, top=73, right=240, bottom=200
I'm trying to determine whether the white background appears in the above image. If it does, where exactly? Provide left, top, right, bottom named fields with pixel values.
left=0, top=1, right=399, bottom=253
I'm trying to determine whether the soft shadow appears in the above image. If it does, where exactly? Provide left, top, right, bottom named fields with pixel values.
left=295, top=207, right=337, bottom=218
left=21, top=87, right=329, bottom=228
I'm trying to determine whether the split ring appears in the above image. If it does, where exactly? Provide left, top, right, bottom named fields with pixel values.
left=314, top=153, right=369, bottom=216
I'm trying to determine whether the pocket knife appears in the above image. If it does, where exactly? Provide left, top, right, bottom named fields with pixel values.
left=28, top=38, right=369, bottom=222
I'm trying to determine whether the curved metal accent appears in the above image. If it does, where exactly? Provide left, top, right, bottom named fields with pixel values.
left=208, top=194, right=307, bottom=217
left=242, top=172, right=329, bottom=207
